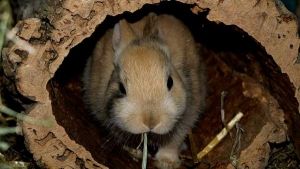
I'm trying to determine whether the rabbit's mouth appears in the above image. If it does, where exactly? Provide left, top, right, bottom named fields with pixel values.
left=102, top=120, right=177, bottom=148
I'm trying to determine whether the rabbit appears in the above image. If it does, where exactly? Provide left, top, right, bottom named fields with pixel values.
left=83, top=13, right=206, bottom=169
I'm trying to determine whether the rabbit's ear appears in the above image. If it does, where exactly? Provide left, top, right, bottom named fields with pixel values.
left=143, top=13, right=161, bottom=38
left=112, top=20, right=136, bottom=52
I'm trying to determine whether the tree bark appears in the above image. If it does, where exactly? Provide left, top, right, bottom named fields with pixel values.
left=2, top=0, right=300, bottom=168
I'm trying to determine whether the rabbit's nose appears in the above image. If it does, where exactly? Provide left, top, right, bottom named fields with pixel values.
left=143, top=114, right=159, bottom=130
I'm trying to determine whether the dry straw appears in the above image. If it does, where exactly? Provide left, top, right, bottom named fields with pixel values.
left=142, top=133, right=148, bottom=169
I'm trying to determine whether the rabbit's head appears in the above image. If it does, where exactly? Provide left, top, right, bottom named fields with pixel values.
left=106, top=19, right=187, bottom=135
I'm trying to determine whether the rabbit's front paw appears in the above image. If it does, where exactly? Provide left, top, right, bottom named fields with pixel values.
left=155, top=148, right=181, bottom=169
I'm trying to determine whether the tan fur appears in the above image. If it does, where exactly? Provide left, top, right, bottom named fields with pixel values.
left=83, top=13, right=205, bottom=169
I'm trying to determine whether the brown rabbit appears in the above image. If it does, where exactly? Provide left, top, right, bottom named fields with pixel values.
left=83, top=13, right=206, bottom=169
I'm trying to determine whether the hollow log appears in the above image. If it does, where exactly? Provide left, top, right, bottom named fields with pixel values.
left=2, top=0, right=300, bottom=169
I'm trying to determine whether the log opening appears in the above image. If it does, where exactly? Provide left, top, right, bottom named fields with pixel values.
left=45, top=2, right=300, bottom=168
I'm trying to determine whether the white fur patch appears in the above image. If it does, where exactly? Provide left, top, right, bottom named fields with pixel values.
left=151, top=96, right=180, bottom=134
left=162, top=95, right=177, bottom=115
left=115, top=99, right=150, bottom=134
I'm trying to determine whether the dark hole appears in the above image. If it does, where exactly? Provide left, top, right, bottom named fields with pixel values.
left=290, top=44, right=294, bottom=49
left=47, top=1, right=300, bottom=169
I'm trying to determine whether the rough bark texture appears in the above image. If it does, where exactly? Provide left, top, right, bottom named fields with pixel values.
left=2, top=0, right=300, bottom=168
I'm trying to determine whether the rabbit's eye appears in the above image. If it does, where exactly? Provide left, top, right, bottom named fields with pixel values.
left=167, top=76, right=173, bottom=91
left=119, top=82, right=126, bottom=95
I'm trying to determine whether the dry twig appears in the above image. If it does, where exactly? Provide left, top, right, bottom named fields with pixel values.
left=197, top=112, right=244, bottom=160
